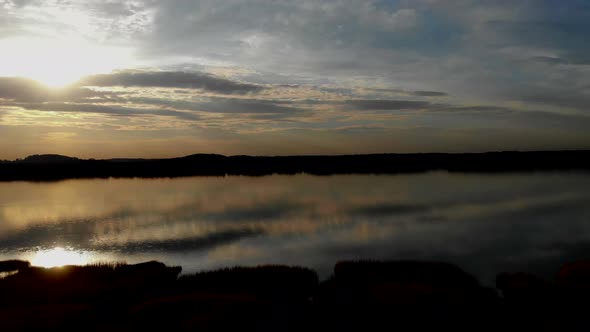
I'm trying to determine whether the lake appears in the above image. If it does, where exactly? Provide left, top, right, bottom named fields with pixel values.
left=1, top=172, right=589, bottom=285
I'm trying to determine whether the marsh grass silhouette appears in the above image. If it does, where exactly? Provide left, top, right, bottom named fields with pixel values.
left=0, top=259, right=30, bottom=273
left=0, top=261, right=181, bottom=306
left=132, top=266, right=318, bottom=331
left=496, top=263, right=590, bottom=331
left=314, top=261, right=501, bottom=331
left=177, top=265, right=318, bottom=296
left=1, top=259, right=590, bottom=331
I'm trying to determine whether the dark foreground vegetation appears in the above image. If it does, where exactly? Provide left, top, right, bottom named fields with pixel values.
left=1, top=150, right=589, bottom=181
left=1, top=260, right=590, bottom=331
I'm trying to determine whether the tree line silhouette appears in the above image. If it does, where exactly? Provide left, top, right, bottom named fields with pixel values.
left=1, top=150, right=589, bottom=181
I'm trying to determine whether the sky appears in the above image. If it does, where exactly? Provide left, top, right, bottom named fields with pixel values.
left=0, top=0, right=589, bottom=159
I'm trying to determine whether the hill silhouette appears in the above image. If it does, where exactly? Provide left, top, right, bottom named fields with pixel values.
left=21, top=154, right=81, bottom=163
left=0, top=150, right=589, bottom=181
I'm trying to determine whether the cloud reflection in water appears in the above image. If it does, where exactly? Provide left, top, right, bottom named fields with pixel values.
left=0, top=173, right=589, bottom=284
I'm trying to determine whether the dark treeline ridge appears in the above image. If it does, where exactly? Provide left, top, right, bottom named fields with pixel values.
left=1, top=259, right=590, bottom=331
left=1, top=150, right=590, bottom=181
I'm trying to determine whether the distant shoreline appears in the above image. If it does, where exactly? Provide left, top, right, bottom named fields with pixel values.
left=1, top=150, right=589, bottom=182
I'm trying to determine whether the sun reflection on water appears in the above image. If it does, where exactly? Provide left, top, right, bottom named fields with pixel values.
left=31, top=247, right=91, bottom=268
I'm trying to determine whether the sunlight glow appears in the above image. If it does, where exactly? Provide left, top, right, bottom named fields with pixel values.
left=31, top=247, right=90, bottom=268
left=0, top=36, right=134, bottom=87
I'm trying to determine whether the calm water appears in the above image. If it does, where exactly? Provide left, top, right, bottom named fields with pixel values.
left=1, top=172, right=589, bottom=284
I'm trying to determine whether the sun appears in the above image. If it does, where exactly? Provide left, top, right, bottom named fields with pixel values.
left=0, top=36, right=134, bottom=87
left=31, top=247, right=91, bottom=268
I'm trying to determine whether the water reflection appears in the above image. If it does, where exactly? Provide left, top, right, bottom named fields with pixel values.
left=0, top=271, right=18, bottom=279
left=0, top=173, right=589, bottom=284
left=30, top=247, right=91, bottom=268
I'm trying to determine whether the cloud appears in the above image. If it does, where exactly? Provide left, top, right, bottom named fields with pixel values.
left=343, top=87, right=449, bottom=97
left=205, top=201, right=300, bottom=222
left=129, top=96, right=306, bottom=115
left=96, top=228, right=264, bottom=253
left=138, top=0, right=461, bottom=79
left=406, top=107, right=590, bottom=133
left=389, top=8, right=419, bottom=30
left=195, top=99, right=305, bottom=114
left=15, top=102, right=199, bottom=121
left=412, top=91, right=448, bottom=97
left=79, top=71, right=264, bottom=94
left=131, top=0, right=590, bottom=113
left=0, top=77, right=114, bottom=103
left=89, top=0, right=138, bottom=18
left=515, top=93, right=590, bottom=112
left=377, top=89, right=448, bottom=97
left=2, top=1, right=590, bottom=155
left=489, top=19, right=590, bottom=56
left=343, top=99, right=434, bottom=111
left=352, top=203, right=430, bottom=217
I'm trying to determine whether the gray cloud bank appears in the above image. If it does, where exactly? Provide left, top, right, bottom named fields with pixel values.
left=1, top=0, right=590, bottom=156
left=3, top=72, right=590, bottom=135
left=0, top=77, right=114, bottom=103
left=79, top=71, right=264, bottom=94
